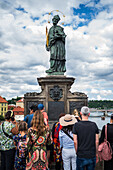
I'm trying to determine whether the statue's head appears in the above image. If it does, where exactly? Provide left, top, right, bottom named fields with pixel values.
left=52, top=15, right=60, bottom=25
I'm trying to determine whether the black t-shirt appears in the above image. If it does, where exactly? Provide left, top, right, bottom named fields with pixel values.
left=73, top=121, right=99, bottom=158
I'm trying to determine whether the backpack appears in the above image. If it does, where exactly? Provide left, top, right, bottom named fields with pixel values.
left=98, top=125, right=112, bottom=161
left=17, top=136, right=28, bottom=158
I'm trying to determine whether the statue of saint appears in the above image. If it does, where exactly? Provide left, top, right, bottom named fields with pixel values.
left=46, top=15, right=66, bottom=74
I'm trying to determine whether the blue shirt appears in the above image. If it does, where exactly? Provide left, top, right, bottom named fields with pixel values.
left=59, top=130, right=74, bottom=149
left=24, top=114, right=34, bottom=128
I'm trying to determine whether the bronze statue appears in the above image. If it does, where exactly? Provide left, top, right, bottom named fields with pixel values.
left=46, top=15, right=66, bottom=74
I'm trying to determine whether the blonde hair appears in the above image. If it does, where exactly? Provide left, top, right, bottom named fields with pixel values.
left=31, top=110, right=45, bottom=136
left=72, top=109, right=78, bottom=116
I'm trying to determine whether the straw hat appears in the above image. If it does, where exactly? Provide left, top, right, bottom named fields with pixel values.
left=59, top=114, right=77, bottom=126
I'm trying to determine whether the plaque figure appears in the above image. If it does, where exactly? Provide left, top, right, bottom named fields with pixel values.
left=46, top=15, right=66, bottom=74
left=50, top=85, right=63, bottom=101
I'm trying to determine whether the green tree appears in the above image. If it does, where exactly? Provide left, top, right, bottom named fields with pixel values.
left=0, top=115, right=5, bottom=121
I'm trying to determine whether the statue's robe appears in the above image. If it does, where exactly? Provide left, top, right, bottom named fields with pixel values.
left=47, top=25, right=66, bottom=73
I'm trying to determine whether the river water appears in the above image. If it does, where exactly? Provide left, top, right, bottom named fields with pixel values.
left=89, top=112, right=113, bottom=130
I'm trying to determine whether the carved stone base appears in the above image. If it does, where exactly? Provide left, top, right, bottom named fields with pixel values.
left=24, top=75, right=88, bottom=120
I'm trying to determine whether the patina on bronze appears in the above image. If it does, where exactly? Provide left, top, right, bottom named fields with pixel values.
left=46, top=15, right=66, bottom=75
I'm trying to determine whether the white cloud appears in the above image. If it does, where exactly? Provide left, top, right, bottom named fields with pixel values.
left=91, top=89, right=99, bottom=94
left=0, top=0, right=113, bottom=100
left=100, top=90, right=113, bottom=96
left=97, top=95, right=102, bottom=100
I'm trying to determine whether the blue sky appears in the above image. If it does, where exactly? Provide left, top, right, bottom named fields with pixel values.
left=0, top=0, right=113, bottom=100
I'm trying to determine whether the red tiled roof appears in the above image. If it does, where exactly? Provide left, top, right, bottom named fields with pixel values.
left=0, top=96, right=8, bottom=103
left=8, top=105, right=16, bottom=110
left=15, top=112, right=24, bottom=115
left=13, top=107, right=24, bottom=111
left=16, top=98, right=24, bottom=103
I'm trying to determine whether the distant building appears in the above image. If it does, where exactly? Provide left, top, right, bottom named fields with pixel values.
left=16, top=97, right=24, bottom=108
left=0, top=96, right=8, bottom=116
left=13, top=107, right=24, bottom=121
left=8, top=104, right=16, bottom=110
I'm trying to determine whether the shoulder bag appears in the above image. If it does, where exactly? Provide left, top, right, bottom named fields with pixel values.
left=62, top=129, right=73, bottom=141
left=98, top=125, right=112, bottom=161
left=2, top=122, right=13, bottom=140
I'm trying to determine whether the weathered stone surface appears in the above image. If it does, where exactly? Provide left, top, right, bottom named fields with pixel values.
left=69, top=101, right=86, bottom=113
left=24, top=75, right=88, bottom=120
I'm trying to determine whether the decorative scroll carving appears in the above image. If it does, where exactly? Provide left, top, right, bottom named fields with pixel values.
left=50, top=85, right=63, bottom=101
left=74, top=92, right=86, bottom=96
left=24, top=92, right=40, bottom=97
left=72, top=92, right=87, bottom=97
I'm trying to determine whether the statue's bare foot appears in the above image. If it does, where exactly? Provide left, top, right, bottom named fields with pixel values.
left=46, top=69, right=53, bottom=73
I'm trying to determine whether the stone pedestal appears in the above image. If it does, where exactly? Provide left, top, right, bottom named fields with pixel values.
left=24, top=75, right=88, bottom=120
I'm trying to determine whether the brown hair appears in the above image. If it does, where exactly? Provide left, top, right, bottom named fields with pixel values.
left=62, top=124, right=74, bottom=132
left=59, top=113, right=65, bottom=119
left=5, top=111, right=12, bottom=120
left=31, top=110, right=45, bottom=136
left=19, top=121, right=28, bottom=132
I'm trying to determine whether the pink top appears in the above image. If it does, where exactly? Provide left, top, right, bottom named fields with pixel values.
left=42, top=111, right=49, bottom=126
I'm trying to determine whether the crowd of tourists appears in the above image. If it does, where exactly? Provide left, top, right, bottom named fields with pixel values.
left=0, top=104, right=113, bottom=170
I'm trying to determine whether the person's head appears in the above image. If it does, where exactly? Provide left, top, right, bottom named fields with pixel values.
left=72, top=109, right=79, bottom=117
left=52, top=15, right=60, bottom=25
left=59, top=113, right=66, bottom=119
left=59, top=114, right=77, bottom=132
left=5, top=111, right=13, bottom=120
left=31, top=110, right=45, bottom=136
left=80, top=106, right=90, bottom=117
left=19, top=121, right=28, bottom=132
left=30, top=105, right=37, bottom=114
left=110, top=114, right=113, bottom=123
left=38, top=103, right=44, bottom=111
